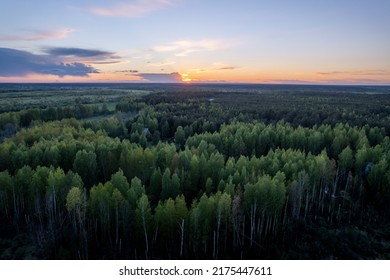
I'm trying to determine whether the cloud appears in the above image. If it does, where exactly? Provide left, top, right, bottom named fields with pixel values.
left=151, top=39, right=231, bottom=56
left=45, top=47, right=113, bottom=58
left=317, top=70, right=390, bottom=76
left=88, top=0, right=177, bottom=17
left=315, top=70, right=390, bottom=84
left=0, top=48, right=99, bottom=77
left=317, top=71, right=348, bottom=76
left=136, top=72, right=182, bottom=82
left=218, top=66, right=237, bottom=70
left=39, top=63, right=99, bottom=77
left=0, top=28, right=74, bottom=41
left=187, top=63, right=239, bottom=73
left=44, top=47, right=122, bottom=64
left=115, top=69, right=139, bottom=73
left=147, top=60, right=176, bottom=67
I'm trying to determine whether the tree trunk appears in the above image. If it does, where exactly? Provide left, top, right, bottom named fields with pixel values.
left=142, top=214, right=149, bottom=257
left=179, top=219, right=184, bottom=257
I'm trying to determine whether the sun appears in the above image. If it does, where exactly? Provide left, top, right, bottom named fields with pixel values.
left=181, top=73, right=192, bottom=82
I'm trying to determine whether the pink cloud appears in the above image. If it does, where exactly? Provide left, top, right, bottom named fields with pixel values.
left=89, top=0, right=176, bottom=17
left=151, top=39, right=232, bottom=56
left=0, top=28, right=74, bottom=41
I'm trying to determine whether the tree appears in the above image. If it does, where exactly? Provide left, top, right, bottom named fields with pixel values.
left=130, top=176, right=144, bottom=198
left=31, top=166, right=51, bottom=223
left=149, top=168, right=162, bottom=203
left=288, top=171, right=309, bottom=220
left=135, top=194, right=152, bottom=257
left=338, top=146, right=353, bottom=171
left=367, top=158, right=388, bottom=201
left=160, top=168, right=181, bottom=201
left=110, top=169, right=130, bottom=196
left=119, top=146, right=132, bottom=180
left=111, top=188, right=126, bottom=249
left=174, top=126, right=185, bottom=147
left=231, top=189, right=244, bottom=249
left=195, top=194, right=216, bottom=255
left=14, top=165, right=34, bottom=222
left=89, top=182, right=113, bottom=240
left=185, top=155, right=200, bottom=199
left=66, top=186, right=87, bottom=259
left=73, top=149, right=97, bottom=188
left=96, top=138, right=120, bottom=181
left=171, top=172, right=181, bottom=198
left=244, top=172, right=286, bottom=245
left=46, top=167, right=67, bottom=229
left=11, top=146, right=29, bottom=171
left=243, top=182, right=258, bottom=246
left=29, top=144, right=44, bottom=169
left=58, top=139, right=77, bottom=172
left=0, top=141, right=15, bottom=171
left=205, top=177, right=213, bottom=195
left=43, top=145, right=60, bottom=167
left=161, top=119, right=170, bottom=139
left=214, top=192, right=231, bottom=258
left=206, top=152, right=224, bottom=185
left=0, top=171, right=13, bottom=219
left=175, top=195, right=188, bottom=257
left=154, top=198, right=176, bottom=250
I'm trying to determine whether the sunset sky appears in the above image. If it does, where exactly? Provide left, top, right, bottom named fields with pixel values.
left=1, top=0, right=389, bottom=84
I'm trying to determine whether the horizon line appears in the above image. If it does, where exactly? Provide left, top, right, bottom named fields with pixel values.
left=0, top=81, right=389, bottom=87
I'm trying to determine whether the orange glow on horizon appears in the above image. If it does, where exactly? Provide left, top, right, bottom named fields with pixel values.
left=179, top=69, right=390, bottom=85
left=181, top=73, right=192, bottom=82
left=0, top=70, right=389, bottom=85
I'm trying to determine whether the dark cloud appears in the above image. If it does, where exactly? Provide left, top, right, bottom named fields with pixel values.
left=39, top=63, right=99, bottom=77
left=44, top=48, right=121, bottom=64
left=218, top=66, right=238, bottom=70
left=137, top=72, right=183, bottom=83
left=44, top=47, right=121, bottom=64
left=115, top=69, right=139, bottom=73
left=0, top=48, right=98, bottom=77
left=45, top=47, right=115, bottom=58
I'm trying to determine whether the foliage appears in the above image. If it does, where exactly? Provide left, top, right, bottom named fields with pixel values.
left=0, top=84, right=389, bottom=259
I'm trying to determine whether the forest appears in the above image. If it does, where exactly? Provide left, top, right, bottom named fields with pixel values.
left=0, top=83, right=389, bottom=260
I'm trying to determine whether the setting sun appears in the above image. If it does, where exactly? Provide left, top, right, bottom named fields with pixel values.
left=181, top=73, right=192, bottom=82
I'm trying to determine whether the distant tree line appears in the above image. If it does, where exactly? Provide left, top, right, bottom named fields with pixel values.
left=141, top=91, right=390, bottom=135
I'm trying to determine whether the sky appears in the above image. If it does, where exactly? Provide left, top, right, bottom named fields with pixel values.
left=0, top=0, right=389, bottom=84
